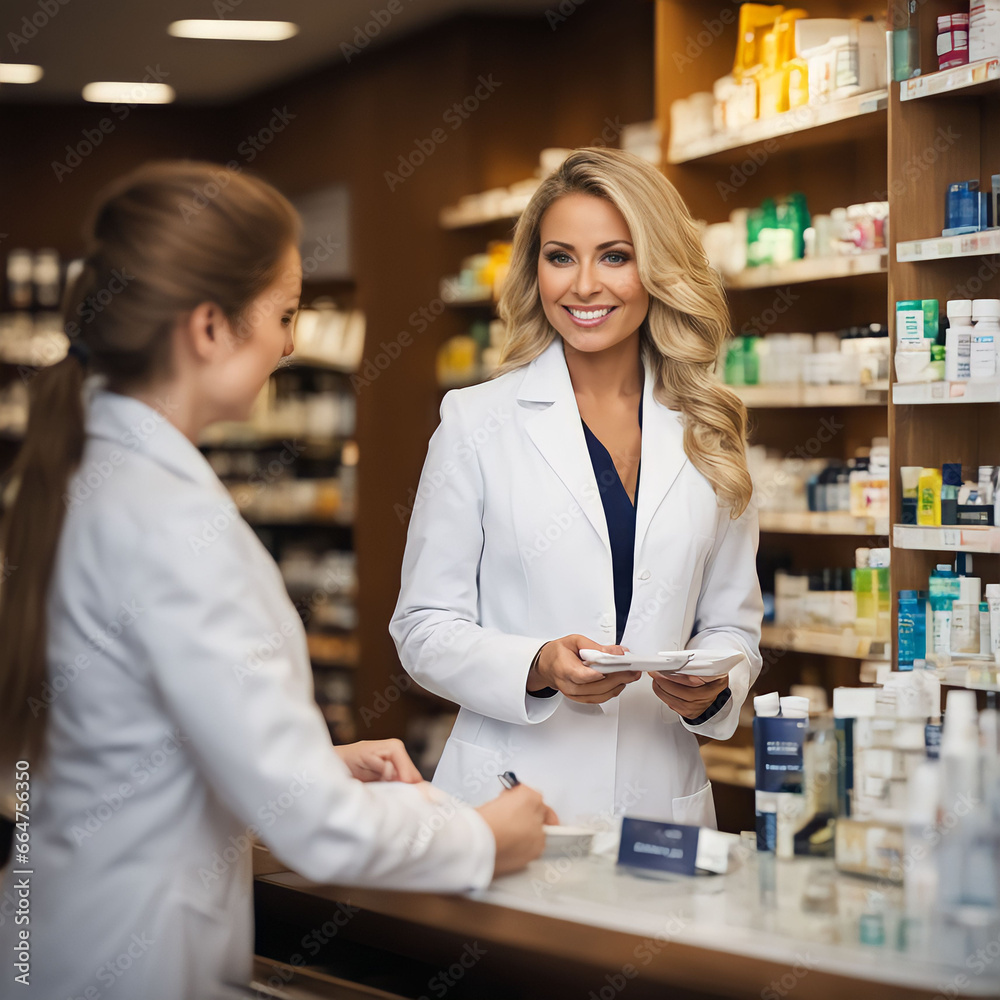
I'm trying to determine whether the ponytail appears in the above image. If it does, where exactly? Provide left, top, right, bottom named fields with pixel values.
left=0, top=161, right=299, bottom=769
left=0, top=354, right=86, bottom=765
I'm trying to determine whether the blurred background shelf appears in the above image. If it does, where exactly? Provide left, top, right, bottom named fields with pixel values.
left=893, top=524, right=1000, bottom=554
left=899, top=57, right=1000, bottom=102
left=667, top=89, right=887, bottom=165
left=723, top=250, right=888, bottom=290
left=760, top=623, right=889, bottom=660
left=759, top=511, right=888, bottom=536
left=892, top=381, right=1000, bottom=404
left=896, top=228, right=1000, bottom=262
left=734, top=381, right=888, bottom=408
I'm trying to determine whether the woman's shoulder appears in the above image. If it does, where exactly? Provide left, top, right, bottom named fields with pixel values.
left=439, top=366, right=527, bottom=422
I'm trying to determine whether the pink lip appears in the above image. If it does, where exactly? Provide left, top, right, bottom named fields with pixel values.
left=562, top=305, right=617, bottom=329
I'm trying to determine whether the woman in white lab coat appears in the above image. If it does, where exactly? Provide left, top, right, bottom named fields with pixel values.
left=0, top=162, right=551, bottom=1000
left=391, top=148, right=763, bottom=829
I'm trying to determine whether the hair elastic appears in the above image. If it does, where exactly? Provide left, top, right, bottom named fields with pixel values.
left=67, top=340, right=91, bottom=366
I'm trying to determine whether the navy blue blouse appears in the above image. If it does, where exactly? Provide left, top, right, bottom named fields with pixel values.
left=580, top=394, right=643, bottom=647
left=578, top=389, right=731, bottom=726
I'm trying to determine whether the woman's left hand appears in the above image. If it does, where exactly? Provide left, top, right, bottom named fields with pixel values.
left=335, top=739, right=423, bottom=783
left=649, top=672, right=729, bottom=720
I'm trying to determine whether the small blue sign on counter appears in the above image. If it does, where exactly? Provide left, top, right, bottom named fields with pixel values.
left=617, top=817, right=700, bottom=876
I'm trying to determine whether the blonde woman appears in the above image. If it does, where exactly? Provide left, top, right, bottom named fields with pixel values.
left=391, top=148, right=763, bottom=828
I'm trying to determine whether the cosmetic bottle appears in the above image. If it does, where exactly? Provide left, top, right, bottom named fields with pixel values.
left=870, top=548, right=891, bottom=642
left=929, top=564, right=960, bottom=655
left=917, top=467, right=942, bottom=526
left=900, top=466, right=921, bottom=524
left=987, top=584, right=1000, bottom=655
left=941, top=463, right=962, bottom=525
left=904, top=761, right=940, bottom=949
left=898, top=590, right=926, bottom=670
left=754, top=692, right=800, bottom=853
left=853, top=548, right=875, bottom=636
left=970, top=298, right=1000, bottom=381
left=945, top=300, right=973, bottom=382
left=951, top=574, right=982, bottom=655
left=891, top=0, right=921, bottom=81
left=980, top=601, right=991, bottom=655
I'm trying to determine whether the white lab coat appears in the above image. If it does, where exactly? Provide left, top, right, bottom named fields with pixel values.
left=391, top=338, right=763, bottom=828
left=0, top=388, right=494, bottom=1000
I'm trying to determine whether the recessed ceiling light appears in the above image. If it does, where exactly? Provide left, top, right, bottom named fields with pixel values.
left=82, top=81, right=176, bottom=104
left=167, top=20, right=299, bottom=41
left=0, top=64, right=44, bottom=84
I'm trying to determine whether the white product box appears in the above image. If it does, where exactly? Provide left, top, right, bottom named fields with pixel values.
left=971, top=0, right=1000, bottom=61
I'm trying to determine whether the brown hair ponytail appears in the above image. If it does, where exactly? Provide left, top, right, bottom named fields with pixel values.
left=0, top=161, right=300, bottom=768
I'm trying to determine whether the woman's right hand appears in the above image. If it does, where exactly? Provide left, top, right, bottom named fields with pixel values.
left=476, top=784, right=558, bottom=876
left=527, top=634, right=641, bottom=704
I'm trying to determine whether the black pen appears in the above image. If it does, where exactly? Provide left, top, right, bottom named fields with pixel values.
left=498, top=771, right=519, bottom=790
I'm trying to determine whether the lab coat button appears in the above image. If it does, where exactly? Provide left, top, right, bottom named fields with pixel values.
left=638, top=569, right=651, bottom=581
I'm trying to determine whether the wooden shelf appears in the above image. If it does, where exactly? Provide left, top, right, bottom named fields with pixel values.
left=667, top=90, right=887, bottom=164
left=929, top=662, right=1000, bottom=693
left=733, top=381, right=888, bottom=408
left=760, top=623, right=889, bottom=660
left=892, top=380, right=1000, bottom=404
left=893, top=524, right=1000, bottom=554
left=439, top=277, right=493, bottom=306
left=899, top=58, right=1000, bottom=102
left=759, top=510, right=888, bottom=536
left=723, top=251, right=888, bottom=290
left=896, top=228, right=1000, bottom=263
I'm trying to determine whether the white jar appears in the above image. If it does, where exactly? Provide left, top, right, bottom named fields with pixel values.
left=945, top=299, right=973, bottom=382
left=970, top=298, right=1000, bottom=381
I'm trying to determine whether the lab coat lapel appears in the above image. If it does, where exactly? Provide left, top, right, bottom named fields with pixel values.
left=634, top=359, right=688, bottom=556
left=517, top=339, right=611, bottom=556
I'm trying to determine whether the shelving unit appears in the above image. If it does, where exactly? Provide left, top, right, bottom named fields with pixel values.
left=899, top=57, right=1000, bottom=102
left=892, top=380, right=1000, bottom=404
left=896, top=228, right=1000, bottom=262
left=667, top=90, right=887, bottom=165
left=655, top=0, right=893, bottom=750
left=893, top=524, right=1000, bottom=554
left=723, top=250, right=888, bottom=290
left=760, top=511, right=889, bottom=536
left=887, top=0, right=1000, bottom=680
left=734, top=381, right=887, bottom=408
left=760, top=623, right=889, bottom=660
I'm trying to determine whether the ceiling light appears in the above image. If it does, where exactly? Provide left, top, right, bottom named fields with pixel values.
left=0, top=64, right=44, bottom=84
left=167, top=20, right=299, bottom=41
left=82, top=81, right=176, bottom=104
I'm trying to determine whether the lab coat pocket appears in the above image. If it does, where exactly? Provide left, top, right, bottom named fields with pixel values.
left=433, top=736, right=515, bottom=808
left=671, top=780, right=717, bottom=828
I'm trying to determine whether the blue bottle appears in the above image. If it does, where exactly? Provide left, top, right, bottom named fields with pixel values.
left=898, top=590, right=926, bottom=670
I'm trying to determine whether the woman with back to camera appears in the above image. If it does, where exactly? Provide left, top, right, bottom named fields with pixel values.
left=391, top=147, right=763, bottom=829
left=0, top=161, right=553, bottom=1000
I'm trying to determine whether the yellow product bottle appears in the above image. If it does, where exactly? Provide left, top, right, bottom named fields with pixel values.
left=917, top=467, right=942, bottom=526
left=757, top=10, right=809, bottom=117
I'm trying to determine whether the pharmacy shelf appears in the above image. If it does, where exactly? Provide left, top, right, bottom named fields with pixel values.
left=929, top=663, right=1000, bottom=693
left=701, top=746, right=755, bottom=790
left=759, top=510, right=889, bottom=536
left=723, top=250, right=888, bottom=290
left=439, top=278, right=493, bottom=306
left=734, top=381, right=888, bottom=408
left=892, top=380, right=1000, bottom=404
left=760, top=623, right=889, bottom=660
left=893, top=524, right=1000, bottom=554
left=439, top=192, right=532, bottom=229
left=899, top=58, right=1000, bottom=102
left=896, top=228, right=1000, bottom=263
left=667, top=90, right=888, bottom=165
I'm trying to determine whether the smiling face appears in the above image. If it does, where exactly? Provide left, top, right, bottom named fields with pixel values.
left=537, top=192, right=650, bottom=354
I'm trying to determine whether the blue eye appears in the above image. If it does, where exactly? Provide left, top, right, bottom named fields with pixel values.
left=545, top=251, right=573, bottom=265
left=604, top=251, right=630, bottom=264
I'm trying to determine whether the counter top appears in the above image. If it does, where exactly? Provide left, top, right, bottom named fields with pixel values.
left=255, top=847, right=1000, bottom=1000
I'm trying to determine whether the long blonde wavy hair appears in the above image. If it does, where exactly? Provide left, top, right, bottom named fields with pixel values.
left=495, top=147, right=752, bottom=517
